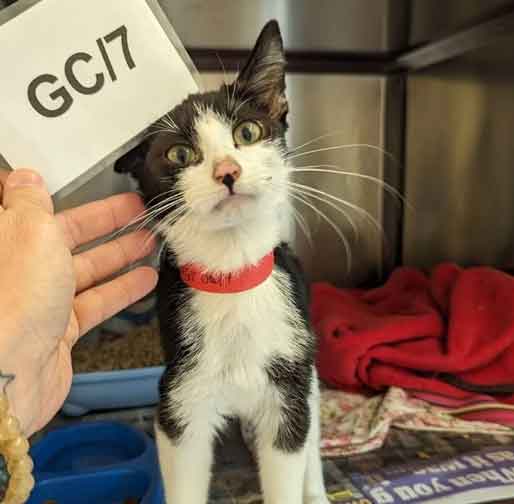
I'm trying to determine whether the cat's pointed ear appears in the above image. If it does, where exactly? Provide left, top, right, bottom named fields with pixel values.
left=114, top=140, right=148, bottom=179
left=235, top=20, right=288, bottom=121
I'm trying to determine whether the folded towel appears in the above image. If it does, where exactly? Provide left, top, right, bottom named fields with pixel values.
left=312, top=264, right=514, bottom=403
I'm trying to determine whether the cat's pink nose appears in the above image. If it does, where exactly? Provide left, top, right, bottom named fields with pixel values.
left=213, top=160, right=241, bottom=185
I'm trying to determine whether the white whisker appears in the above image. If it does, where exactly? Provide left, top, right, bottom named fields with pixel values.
left=130, top=202, right=186, bottom=237
left=286, top=143, right=400, bottom=167
left=232, top=96, right=253, bottom=118
left=109, top=190, right=189, bottom=241
left=287, top=180, right=385, bottom=240
left=229, top=74, right=238, bottom=117
left=283, top=183, right=359, bottom=241
left=215, top=52, right=233, bottom=113
left=286, top=130, right=349, bottom=155
left=291, top=165, right=411, bottom=209
left=286, top=191, right=352, bottom=275
left=144, top=128, right=173, bottom=139
left=291, top=206, right=313, bottom=249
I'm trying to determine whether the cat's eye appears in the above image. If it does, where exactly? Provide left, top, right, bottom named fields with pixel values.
left=166, top=145, right=197, bottom=167
left=233, top=120, right=263, bottom=146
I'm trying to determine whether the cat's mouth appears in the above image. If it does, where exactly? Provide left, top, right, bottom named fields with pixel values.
left=213, top=193, right=257, bottom=212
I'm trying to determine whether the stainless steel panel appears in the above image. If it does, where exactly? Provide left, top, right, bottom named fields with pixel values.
left=157, top=0, right=397, bottom=52
left=288, top=75, right=387, bottom=286
left=203, top=73, right=387, bottom=286
left=403, top=34, right=514, bottom=269
left=409, top=0, right=514, bottom=47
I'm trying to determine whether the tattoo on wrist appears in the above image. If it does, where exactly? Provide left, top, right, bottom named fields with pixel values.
left=0, top=372, right=14, bottom=395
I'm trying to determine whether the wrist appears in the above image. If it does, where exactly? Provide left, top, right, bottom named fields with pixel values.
left=0, top=323, right=30, bottom=435
left=0, top=373, right=35, bottom=503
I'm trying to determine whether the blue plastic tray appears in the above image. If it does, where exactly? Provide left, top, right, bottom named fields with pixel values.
left=28, top=421, right=164, bottom=504
left=62, top=366, right=165, bottom=416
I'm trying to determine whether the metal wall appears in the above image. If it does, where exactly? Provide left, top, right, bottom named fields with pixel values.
left=275, top=74, right=386, bottom=287
left=409, top=0, right=514, bottom=46
left=403, top=32, right=514, bottom=269
left=157, top=0, right=399, bottom=52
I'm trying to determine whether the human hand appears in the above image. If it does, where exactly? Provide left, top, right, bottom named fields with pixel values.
left=0, top=169, right=158, bottom=435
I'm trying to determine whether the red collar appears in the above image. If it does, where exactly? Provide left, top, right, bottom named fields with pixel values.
left=180, top=252, right=274, bottom=294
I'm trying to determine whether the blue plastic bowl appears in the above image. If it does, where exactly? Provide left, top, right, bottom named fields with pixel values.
left=32, top=422, right=147, bottom=475
left=62, top=366, right=165, bottom=416
left=28, top=422, right=163, bottom=504
left=28, top=469, right=151, bottom=504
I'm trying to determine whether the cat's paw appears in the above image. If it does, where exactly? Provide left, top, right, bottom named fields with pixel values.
left=304, top=496, right=331, bottom=504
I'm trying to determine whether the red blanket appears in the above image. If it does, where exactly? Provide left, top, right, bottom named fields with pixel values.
left=312, top=264, right=514, bottom=404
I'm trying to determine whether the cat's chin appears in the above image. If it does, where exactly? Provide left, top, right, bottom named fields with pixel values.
left=211, top=205, right=259, bottom=230
left=213, top=193, right=256, bottom=212
left=194, top=195, right=271, bottom=231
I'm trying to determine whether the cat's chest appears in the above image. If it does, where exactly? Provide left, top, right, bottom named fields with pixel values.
left=190, top=270, right=301, bottom=374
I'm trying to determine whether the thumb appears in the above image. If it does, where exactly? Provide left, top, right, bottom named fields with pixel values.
left=2, top=169, right=54, bottom=215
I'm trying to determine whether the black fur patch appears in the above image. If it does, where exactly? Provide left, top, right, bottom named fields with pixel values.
left=274, top=242, right=311, bottom=325
left=235, top=20, right=288, bottom=122
left=156, top=248, right=202, bottom=442
left=265, top=243, right=315, bottom=453
left=266, top=358, right=313, bottom=452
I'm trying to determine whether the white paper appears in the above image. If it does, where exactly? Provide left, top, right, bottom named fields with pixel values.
left=0, top=0, right=199, bottom=194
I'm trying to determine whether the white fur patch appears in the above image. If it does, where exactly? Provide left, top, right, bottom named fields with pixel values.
left=161, top=108, right=291, bottom=272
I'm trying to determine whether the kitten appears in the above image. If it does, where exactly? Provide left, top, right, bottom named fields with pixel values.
left=115, top=20, right=329, bottom=504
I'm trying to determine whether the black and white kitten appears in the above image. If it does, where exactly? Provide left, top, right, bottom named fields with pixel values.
left=115, top=21, right=329, bottom=504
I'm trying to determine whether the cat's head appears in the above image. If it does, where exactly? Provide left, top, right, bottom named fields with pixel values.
left=115, top=20, right=290, bottom=239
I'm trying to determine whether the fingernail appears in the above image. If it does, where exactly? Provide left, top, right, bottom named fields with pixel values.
left=7, top=170, right=44, bottom=188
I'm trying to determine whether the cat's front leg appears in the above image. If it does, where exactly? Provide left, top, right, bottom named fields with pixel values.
left=155, top=409, right=216, bottom=504
left=303, top=372, right=330, bottom=504
left=256, top=398, right=309, bottom=504
left=258, top=440, right=308, bottom=503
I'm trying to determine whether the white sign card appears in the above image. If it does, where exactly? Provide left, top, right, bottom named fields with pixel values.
left=0, top=0, right=200, bottom=196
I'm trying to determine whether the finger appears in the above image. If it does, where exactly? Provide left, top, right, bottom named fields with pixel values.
left=0, top=168, right=10, bottom=204
left=72, top=266, right=158, bottom=342
left=56, top=192, right=147, bottom=250
left=2, top=169, right=53, bottom=215
left=74, top=229, right=156, bottom=293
